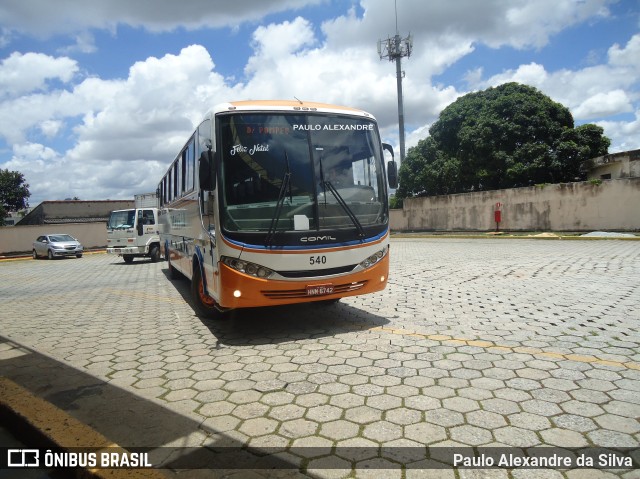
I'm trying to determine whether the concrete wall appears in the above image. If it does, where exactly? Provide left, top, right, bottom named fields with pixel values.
left=3, top=178, right=639, bottom=253
left=0, top=223, right=108, bottom=255
left=391, top=177, right=640, bottom=232
left=18, top=200, right=134, bottom=225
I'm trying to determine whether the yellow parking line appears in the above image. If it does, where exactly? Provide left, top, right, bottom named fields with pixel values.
left=0, top=377, right=168, bottom=478
left=369, top=326, right=640, bottom=371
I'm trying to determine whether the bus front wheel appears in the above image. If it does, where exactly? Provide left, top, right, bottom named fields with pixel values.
left=191, top=262, right=221, bottom=319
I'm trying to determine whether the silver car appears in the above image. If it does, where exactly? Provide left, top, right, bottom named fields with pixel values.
left=32, top=234, right=84, bottom=259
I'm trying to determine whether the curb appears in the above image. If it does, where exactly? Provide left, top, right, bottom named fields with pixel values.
left=0, top=377, right=168, bottom=479
left=390, top=232, right=640, bottom=240
left=0, top=250, right=107, bottom=261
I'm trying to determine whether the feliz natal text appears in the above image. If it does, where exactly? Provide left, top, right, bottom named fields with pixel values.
left=230, top=144, right=269, bottom=155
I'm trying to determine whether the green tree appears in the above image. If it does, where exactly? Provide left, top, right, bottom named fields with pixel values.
left=0, top=169, right=31, bottom=226
left=398, top=83, right=610, bottom=198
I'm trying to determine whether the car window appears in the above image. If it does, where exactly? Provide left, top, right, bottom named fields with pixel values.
left=49, top=234, right=75, bottom=242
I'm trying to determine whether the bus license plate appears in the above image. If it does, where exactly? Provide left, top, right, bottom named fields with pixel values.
left=306, top=284, right=334, bottom=296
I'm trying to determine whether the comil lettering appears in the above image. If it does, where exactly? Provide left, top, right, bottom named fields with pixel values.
left=301, top=235, right=336, bottom=242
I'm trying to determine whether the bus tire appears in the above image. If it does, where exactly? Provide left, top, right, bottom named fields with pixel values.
left=167, top=254, right=180, bottom=280
left=191, top=261, right=220, bottom=318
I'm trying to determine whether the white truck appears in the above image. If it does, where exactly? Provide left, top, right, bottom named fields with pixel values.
left=106, top=193, right=161, bottom=263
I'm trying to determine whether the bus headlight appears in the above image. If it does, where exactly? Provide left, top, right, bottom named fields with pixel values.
left=359, top=247, right=388, bottom=270
left=221, top=256, right=274, bottom=279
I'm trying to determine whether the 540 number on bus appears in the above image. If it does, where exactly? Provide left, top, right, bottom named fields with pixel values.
left=309, top=255, right=327, bottom=265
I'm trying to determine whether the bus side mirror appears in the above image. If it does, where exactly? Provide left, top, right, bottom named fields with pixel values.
left=382, top=143, right=398, bottom=189
left=199, top=150, right=216, bottom=191
left=387, top=161, right=398, bottom=189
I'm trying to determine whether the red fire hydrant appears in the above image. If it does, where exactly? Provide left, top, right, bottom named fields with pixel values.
left=494, top=203, right=502, bottom=231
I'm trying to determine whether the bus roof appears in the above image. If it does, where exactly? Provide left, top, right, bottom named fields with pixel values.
left=209, top=100, right=376, bottom=120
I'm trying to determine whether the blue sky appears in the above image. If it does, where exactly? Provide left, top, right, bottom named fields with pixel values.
left=0, top=0, right=638, bottom=206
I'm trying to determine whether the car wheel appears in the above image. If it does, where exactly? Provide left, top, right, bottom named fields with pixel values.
left=76, top=254, right=83, bottom=258
left=47, top=250, right=54, bottom=260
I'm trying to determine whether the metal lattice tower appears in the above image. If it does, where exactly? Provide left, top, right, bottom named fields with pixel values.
left=378, top=1, right=412, bottom=163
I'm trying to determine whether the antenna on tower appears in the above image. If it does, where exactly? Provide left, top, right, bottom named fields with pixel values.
left=378, top=0, right=412, bottom=164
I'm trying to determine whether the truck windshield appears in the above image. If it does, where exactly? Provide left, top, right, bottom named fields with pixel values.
left=218, top=113, right=387, bottom=244
left=108, top=210, right=135, bottom=229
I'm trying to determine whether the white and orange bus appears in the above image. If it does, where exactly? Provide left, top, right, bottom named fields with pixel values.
left=158, top=100, right=398, bottom=317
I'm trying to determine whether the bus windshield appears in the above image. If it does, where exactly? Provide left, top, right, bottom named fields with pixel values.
left=218, top=113, right=387, bottom=243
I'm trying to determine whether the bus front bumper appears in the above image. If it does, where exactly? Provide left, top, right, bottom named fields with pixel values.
left=216, top=255, right=389, bottom=309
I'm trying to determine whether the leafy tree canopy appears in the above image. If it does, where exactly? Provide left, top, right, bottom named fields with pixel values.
left=0, top=169, right=31, bottom=226
left=396, top=83, right=610, bottom=199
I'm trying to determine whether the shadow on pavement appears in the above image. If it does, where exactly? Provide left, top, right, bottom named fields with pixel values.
left=160, top=264, right=391, bottom=347
left=0, top=338, right=299, bottom=474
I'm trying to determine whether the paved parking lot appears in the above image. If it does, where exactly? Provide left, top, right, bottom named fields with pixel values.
left=1, top=237, right=639, bottom=478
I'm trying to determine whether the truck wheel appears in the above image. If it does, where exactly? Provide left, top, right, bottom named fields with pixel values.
left=123, top=255, right=134, bottom=263
left=149, top=245, right=160, bottom=263
left=191, top=262, right=221, bottom=319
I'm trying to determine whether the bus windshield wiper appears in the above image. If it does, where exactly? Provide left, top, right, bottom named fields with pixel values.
left=323, top=180, right=366, bottom=239
left=316, top=148, right=365, bottom=239
left=265, top=151, right=292, bottom=247
left=317, top=148, right=327, bottom=204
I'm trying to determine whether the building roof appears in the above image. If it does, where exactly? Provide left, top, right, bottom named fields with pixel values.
left=15, top=200, right=135, bottom=226
left=582, top=148, right=640, bottom=172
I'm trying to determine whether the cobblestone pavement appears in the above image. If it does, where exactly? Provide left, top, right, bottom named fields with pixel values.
left=0, top=238, right=639, bottom=478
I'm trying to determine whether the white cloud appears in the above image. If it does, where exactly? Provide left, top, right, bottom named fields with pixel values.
left=0, top=0, right=324, bottom=36
left=67, top=45, right=230, bottom=163
left=573, top=90, right=633, bottom=119
left=11, top=142, right=58, bottom=162
left=484, top=62, right=549, bottom=88
left=0, top=52, right=78, bottom=98
left=321, top=0, right=611, bottom=51
left=608, top=33, right=640, bottom=67
left=597, top=110, right=640, bottom=153
left=475, top=34, right=640, bottom=147
left=497, top=0, right=610, bottom=48
left=39, top=119, right=63, bottom=138
left=58, top=32, right=97, bottom=54
left=0, top=0, right=637, bottom=204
